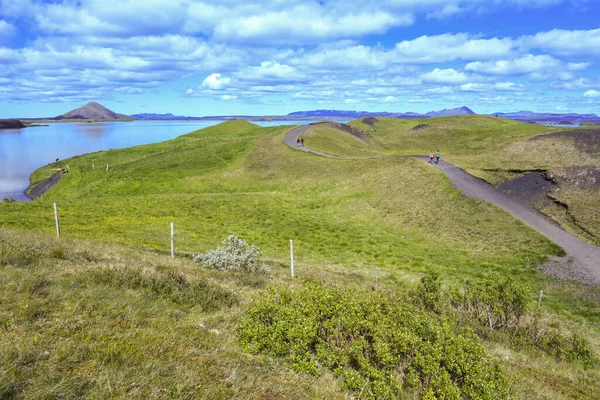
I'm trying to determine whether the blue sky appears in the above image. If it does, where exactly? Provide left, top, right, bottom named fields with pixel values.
left=1, top=0, right=600, bottom=118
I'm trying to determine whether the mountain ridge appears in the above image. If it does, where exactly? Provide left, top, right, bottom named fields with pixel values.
left=55, top=102, right=133, bottom=121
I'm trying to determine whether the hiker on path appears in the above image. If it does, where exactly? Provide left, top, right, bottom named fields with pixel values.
left=296, top=138, right=300, bottom=147
left=429, top=151, right=434, bottom=163
left=300, top=138, right=304, bottom=147
left=435, top=150, right=440, bottom=164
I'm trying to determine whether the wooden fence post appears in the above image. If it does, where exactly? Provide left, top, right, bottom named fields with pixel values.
left=290, top=239, right=295, bottom=278
left=53, top=203, right=60, bottom=238
left=170, top=222, right=175, bottom=258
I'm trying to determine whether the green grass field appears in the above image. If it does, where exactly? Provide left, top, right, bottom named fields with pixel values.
left=1, top=119, right=599, bottom=398
left=303, top=117, right=599, bottom=246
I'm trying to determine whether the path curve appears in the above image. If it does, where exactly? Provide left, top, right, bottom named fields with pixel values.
left=285, top=125, right=600, bottom=285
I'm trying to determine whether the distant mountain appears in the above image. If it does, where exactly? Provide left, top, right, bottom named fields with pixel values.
left=287, top=106, right=475, bottom=119
left=132, top=113, right=183, bottom=119
left=493, top=110, right=600, bottom=123
left=426, top=106, right=475, bottom=117
left=54, top=102, right=133, bottom=121
left=286, top=110, right=426, bottom=119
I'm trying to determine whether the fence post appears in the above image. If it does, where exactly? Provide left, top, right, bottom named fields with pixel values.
left=106, top=164, right=109, bottom=171
left=170, top=222, right=175, bottom=258
left=92, top=164, right=94, bottom=170
left=290, top=239, right=294, bottom=278
left=538, top=289, right=543, bottom=307
left=375, top=267, right=379, bottom=290
left=53, top=203, right=60, bottom=238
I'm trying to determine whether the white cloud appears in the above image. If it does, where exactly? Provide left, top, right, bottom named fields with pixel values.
left=185, top=88, right=194, bottom=95
left=464, top=54, right=560, bottom=76
left=392, top=33, right=514, bottom=63
left=220, top=94, right=237, bottom=101
left=426, top=86, right=454, bottom=94
left=583, top=90, right=600, bottom=98
left=0, top=20, right=16, bottom=44
left=521, top=28, right=600, bottom=57
left=382, top=96, right=397, bottom=103
left=213, top=5, right=414, bottom=44
left=460, top=82, right=525, bottom=92
left=426, top=4, right=462, bottom=19
left=201, top=73, right=231, bottom=90
left=236, top=61, right=304, bottom=82
left=421, top=68, right=468, bottom=84
left=550, top=78, right=597, bottom=90
left=567, top=62, right=590, bottom=71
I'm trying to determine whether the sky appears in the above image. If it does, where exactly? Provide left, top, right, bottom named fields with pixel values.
left=1, top=0, right=600, bottom=118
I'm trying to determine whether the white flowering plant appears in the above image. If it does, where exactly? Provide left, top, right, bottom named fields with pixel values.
left=194, top=234, right=269, bottom=274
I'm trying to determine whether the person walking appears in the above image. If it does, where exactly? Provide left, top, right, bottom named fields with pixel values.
left=429, top=151, right=434, bottom=163
left=296, top=138, right=300, bottom=147
left=300, top=138, right=304, bottom=147
left=435, top=150, right=440, bottom=164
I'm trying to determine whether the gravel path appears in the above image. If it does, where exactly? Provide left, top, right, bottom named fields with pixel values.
left=285, top=126, right=600, bottom=285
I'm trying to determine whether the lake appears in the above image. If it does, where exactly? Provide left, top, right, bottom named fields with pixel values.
left=0, top=119, right=321, bottom=201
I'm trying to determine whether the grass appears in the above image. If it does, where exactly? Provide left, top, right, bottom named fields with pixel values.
left=0, top=229, right=346, bottom=399
left=1, top=229, right=598, bottom=399
left=1, top=118, right=599, bottom=398
left=303, top=117, right=599, bottom=245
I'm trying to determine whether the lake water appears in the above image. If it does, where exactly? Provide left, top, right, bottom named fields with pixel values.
left=0, top=119, right=320, bottom=201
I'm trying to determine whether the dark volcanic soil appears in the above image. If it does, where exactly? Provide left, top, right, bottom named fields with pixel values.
left=410, top=124, right=429, bottom=133
left=529, top=129, right=600, bottom=155
left=362, top=117, right=379, bottom=127
left=328, top=122, right=369, bottom=142
left=497, top=172, right=556, bottom=207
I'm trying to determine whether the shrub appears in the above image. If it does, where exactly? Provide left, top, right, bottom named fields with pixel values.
left=451, top=276, right=528, bottom=329
left=237, top=282, right=512, bottom=400
left=416, top=270, right=442, bottom=313
left=450, top=275, right=598, bottom=368
left=194, top=234, right=269, bottom=274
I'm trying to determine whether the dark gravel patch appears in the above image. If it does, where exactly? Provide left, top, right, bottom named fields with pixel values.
left=529, top=129, right=600, bottom=155
left=328, top=122, right=369, bottom=142
left=362, top=117, right=379, bottom=127
left=497, top=172, right=555, bottom=208
left=410, top=124, right=429, bottom=133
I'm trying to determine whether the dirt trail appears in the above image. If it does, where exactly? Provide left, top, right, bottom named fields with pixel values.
left=285, top=126, right=600, bottom=285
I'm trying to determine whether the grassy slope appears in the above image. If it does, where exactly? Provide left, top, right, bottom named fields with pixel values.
left=305, top=116, right=599, bottom=245
left=447, top=129, right=600, bottom=245
left=1, top=119, right=599, bottom=398
left=0, top=229, right=345, bottom=399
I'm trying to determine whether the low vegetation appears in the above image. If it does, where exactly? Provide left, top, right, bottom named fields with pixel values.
left=1, top=118, right=599, bottom=398
left=194, top=234, right=270, bottom=274
left=2, top=229, right=598, bottom=399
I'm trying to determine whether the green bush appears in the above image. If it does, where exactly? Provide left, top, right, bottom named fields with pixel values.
left=451, top=276, right=528, bottom=329
left=416, top=270, right=443, bottom=313
left=237, top=282, right=511, bottom=399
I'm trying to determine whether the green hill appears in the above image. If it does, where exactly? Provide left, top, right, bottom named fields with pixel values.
left=298, top=116, right=600, bottom=246
left=1, top=119, right=599, bottom=399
